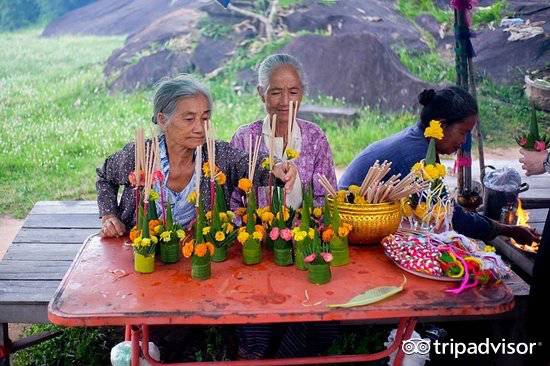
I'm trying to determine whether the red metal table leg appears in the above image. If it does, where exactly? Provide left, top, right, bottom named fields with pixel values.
left=125, top=325, right=131, bottom=342
left=131, top=325, right=141, bottom=366
left=392, top=318, right=418, bottom=366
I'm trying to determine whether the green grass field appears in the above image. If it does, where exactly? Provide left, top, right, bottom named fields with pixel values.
left=0, top=28, right=543, bottom=218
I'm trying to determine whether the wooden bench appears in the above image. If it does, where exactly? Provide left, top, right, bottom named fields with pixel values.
left=0, top=200, right=532, bottom=364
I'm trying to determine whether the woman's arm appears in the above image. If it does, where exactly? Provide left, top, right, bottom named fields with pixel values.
left=96, top=142, right=135, bottom=236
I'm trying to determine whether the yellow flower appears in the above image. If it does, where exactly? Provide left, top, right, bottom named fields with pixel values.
left=215, top=231, right=225, bottom=242
left=150, top=235, right=158, bottom=244
left=336, top=190, right=347, bottom=203
left=176, top=229, right=185, bottom=239
left=182, top=240, right=194, bottom=258
left=312, top=207, right=323, bottom=218
left=187, top=191, right=197, bottom=204
left=215, top=172, right=227, bottom=185
left=423, top=164, right=440, bottom=181
left=133, top=236, right=142, bottom=246
left=415, top=202, right=428, bottom=219
left=202, top=227, right=210, bottom=235
left=424, top=120, right=444, bottom=140
left=141, top=238, right=151, bottom=246
left=202, top=162, right=210, bottom=177
left=484, top=245, right=496, bottom=253
left=149, top=191, right=160, bottom=201
left=252, top=231, right=263, bottom=240
left=256, top=207, right=266, bottom=217
left=219, top=212, right=228, bottom=222
left=285, top=148, right=299, bottom=160
left=237, top=231, right=249, bottom=244
left=308, top=228, right=315, bottom=240
left=348, top=185, right=361, bottom=195
left=194, top=243, right=207, bottom=257
left=436, top=163, right=446, bottom=178
left=354, top=195, right=366, bottom=204
left=276, top=207, right=290, bottom=222
left=238, top=178, right=253, bottom=193
left=293, top=230, right=307, bottom=242
left=261, top=157, right=272, bottom=170
left=160, top=231, right=171, bottom=242
left=206, top=242, right=215, bottom=256
left=261, top=211, right=275, bottom=224
left=206, top=211, right=212, bottom=220
left=153, top=225, right=162, bottom=235
left=226, top=211, right=235, bottom=221
left=225, top=223, right=234, bottom=233
left=411, top=162, right=424, bottom=176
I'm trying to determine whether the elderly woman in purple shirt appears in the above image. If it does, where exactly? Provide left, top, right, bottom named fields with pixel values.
left=230, top=54, right=337, bottom=209
left=231, top=54, right=339, bottom=359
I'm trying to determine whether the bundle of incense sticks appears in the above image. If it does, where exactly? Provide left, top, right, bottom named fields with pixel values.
left=269, top=114, right=277, bottom=170
left=194, top=146, right=202, bottom=207
left=203, top=120, right=217, bottom=205
left=286, top=101, right=298, bottom=151
left=203, top=120, right=216, bottom=181
left=134, top=128, right=146, bottom=186
left=357, top=160, right=426, bottom=204
left=135, top=131, right=160, bottom=203
left=316, top=174, right=337, bottom=198
left=248, top=134, right=261, bottom=180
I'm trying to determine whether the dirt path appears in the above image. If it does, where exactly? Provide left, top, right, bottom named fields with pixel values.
left=0, top=215, right=23, bottom=260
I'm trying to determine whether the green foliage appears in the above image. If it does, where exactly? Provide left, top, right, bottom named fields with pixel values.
left=328, top=325, right=391, bottom=356
left=397, top=48, right=455, bottom=83
left=396, top=0, right=452, bottom=24
left=473, top=0, right=508, bottom=27
left=198, top=18, right=232, bottom=40
left=13, top=324, right=119, bottom=366
left=0, top=0, right=94, bottom=31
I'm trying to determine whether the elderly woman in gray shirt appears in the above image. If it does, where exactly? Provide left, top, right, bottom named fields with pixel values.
left=97, top=75, right=297, bottom=237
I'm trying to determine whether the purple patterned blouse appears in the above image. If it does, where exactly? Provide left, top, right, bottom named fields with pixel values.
left=230, top=119, right=337, bottom=207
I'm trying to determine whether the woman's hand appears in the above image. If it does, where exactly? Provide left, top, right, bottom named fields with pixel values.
left=501, top=224, right=541, bottom=245
left=100, top=214, right=126, bottom=238
left=272, top=161, right=298, bottom=194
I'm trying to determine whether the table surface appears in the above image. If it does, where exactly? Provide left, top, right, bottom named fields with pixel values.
left=48, top=234, right=515, bottom=327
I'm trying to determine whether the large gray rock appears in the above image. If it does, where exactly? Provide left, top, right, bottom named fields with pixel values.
left=104, top=8, right=203, bottom=91
left=109, top=49, right=193, bottom=92
left=191, top=36, right=237, bottom=75
left=282, top=0, right=429, bottom=51
left=42, top=0, right=203, bottom=37
left=283, top=33, right=433, bottom=110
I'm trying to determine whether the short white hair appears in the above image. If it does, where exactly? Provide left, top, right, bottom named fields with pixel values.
left=257, top=54, right=307, bottom=96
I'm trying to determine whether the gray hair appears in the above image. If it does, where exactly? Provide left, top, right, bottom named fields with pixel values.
left=257, top=54, right=307, bottom=96
left=152, top=74, right=212, bottom=124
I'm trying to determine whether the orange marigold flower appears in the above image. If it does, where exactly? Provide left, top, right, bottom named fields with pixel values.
left=322, top=228, right=334, bottom=242
left=129, top=226, right=141, bottom=242
left=338, top=226, right=350, bottom=238
left=238, top=178, right=253, bottom=193
left=182, top=240, right=194, bottom=258
left=194, top=243, right=208, bottom=257
left=235, top=207, right=247, bottom=217
left=255, top=225, right=266, bottom=237
left=205, top=242, right=215, bottom=256
left=148, top=219, right=161, bottom=233
left=215, top=172, right=227, bottom=185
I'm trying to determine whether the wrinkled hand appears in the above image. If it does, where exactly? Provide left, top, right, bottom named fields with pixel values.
left=272, top=161, right=298, bottom=194
left=100, top=214, right=126, bottom=238
left=505, top=225, right=541, bottom=245
left=519, top=148, right=547, bottom=176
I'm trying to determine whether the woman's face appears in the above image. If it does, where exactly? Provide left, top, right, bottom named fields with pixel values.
left=436, top=114, right=478, bottom=155
left=157, top=94, right=209, bottom=149
left=259, top=65, right=303, bottom=125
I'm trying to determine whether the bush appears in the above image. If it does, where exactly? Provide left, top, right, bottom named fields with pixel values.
left=13, top=324, right=120, bottom=366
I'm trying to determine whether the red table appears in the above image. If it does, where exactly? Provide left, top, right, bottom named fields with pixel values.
left=48, top=235, right=514, bottom=365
